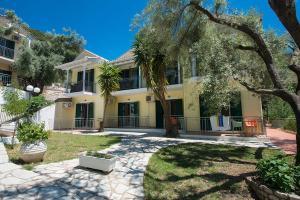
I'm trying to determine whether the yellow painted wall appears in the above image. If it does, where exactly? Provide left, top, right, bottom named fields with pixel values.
left=57, top=61, right=263, bottom=133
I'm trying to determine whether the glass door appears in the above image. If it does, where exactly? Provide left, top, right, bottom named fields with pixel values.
left=75, top=103, right=94, bottom=128
left=118, top=102, right=139, bottom=127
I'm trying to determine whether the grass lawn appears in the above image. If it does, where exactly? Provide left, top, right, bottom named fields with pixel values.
left=5, top=132, right=120, bottom=170
left=144, top=143, right=293, bottom=200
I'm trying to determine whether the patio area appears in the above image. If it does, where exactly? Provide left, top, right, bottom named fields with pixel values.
left=266, top=127, right=296, bottom=154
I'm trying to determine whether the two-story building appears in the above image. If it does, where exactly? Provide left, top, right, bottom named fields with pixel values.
left=54, top=49, right=264, bottom=135
left=0, top=16, right=31, bottom=105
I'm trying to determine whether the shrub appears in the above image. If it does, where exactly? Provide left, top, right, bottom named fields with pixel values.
left=86, top=151, right=114, bottom=159
left=283, top=118, right=297, bottom=132
left=295, top=166, right=300, bottom=193
left=17, top=122, right=49, bottom=143
left=257, top=156, right=296, bottom=193
left=26, top=96, right=50, bottom=116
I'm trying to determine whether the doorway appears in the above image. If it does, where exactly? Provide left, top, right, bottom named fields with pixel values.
left=75, top=103, right=94, bottom=128
left=155, top=99, right=183, bottom=128
left=118, top=102, right=139, bottom=127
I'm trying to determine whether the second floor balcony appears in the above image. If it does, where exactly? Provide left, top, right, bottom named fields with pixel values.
left=0, top=45, right=14, bottom=60
left=65, top=81, right=96, bottom=96
left=119, top=77, right=139, bottom=90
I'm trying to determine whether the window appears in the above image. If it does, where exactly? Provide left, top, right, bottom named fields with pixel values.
left=0, top=37, right=15, bottom=59
left=119, top=68, right=139, bottom=90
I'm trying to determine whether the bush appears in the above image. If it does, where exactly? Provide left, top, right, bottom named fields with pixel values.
left=17, top=122, right=49, bottom=143
left=295, top=166, right=300, bottom=193
left=26, top=96, right=50, bottom=116
left=257, top=156, right=296, bottom=193
left=283, top=118, right=297, bottom=132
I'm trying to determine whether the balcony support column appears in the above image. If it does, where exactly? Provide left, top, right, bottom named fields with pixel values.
left=65, top=69, right=70, bottom=93
left=191, top=54, right=197, bottom=77
left=138, top=66, right=142, bottom=88
left=83, top=66, right=86, bottom=92
left=177, top=59, right=181, bottom=84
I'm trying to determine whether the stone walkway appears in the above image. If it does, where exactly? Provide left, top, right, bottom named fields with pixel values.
left=0, top=133, right=276, bottom=200
left=0, top=141, right=9, bottom=164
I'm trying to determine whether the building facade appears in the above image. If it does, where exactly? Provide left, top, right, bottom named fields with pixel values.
left=54, top=49, right=263, bottom=135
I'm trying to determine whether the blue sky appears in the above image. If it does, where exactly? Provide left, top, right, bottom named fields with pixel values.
left=0, top=0, right=299, bottom=60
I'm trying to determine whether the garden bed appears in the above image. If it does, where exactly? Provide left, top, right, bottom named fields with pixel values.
left=246, top=176, right=300, bottom=200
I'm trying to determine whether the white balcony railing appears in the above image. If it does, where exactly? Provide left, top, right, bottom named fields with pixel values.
left=0, top=73, right=11, bottom=86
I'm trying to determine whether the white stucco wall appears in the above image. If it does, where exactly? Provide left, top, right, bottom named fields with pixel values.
left=32, top=104, right=56, bottom=131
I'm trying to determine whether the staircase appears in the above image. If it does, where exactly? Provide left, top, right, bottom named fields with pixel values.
left=0, top=106, right=18, bottom=144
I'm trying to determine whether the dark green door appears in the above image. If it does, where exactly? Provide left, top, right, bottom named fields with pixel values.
left=230, top=92, right=242, bottom=117
left=85, top=69, right=95, bottom=92
left=155, top=101, right=164, bottom=128
left=155, top=99, right=183, bottom=128
left=75, top=103, right=94, bottom=128
left=118, top=102, right=139, bottom=127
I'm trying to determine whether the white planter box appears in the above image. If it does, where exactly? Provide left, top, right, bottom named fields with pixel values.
left=79, top=155, right=116, bottom=172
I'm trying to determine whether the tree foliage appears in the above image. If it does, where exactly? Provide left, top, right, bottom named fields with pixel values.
left=97, top=62, right=121, bottom=99
left=135, top=0, right=300, bottom=164
left=1, top=10, right=85, bottom=91
left=97, top=62, right=121, bottom=131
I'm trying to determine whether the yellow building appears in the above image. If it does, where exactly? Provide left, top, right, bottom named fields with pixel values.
left=0, top=16, right=31, bottom=88
left=54, top=49, right=264, bottom=135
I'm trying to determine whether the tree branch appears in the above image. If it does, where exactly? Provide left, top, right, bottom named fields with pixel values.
left=236, top=45, right=258, bottom=52
left=187, top=1, right=284, bottom=89
left=269, top=0, right=300, bottom=48
left=288, top=64, right=300, bottom=95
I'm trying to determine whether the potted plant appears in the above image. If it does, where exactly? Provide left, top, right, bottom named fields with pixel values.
left=79, top=151, right=116, bottom=173
left=17, top=122, right=49, bottom=163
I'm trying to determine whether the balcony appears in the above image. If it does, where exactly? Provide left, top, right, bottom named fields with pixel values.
left=65, top=81, right=97, bottom=97
left=0, top=45, right=14, bottom=61
left=119, top=78, right=139, bottom=90
left=0, top=73, right=11, bottom=86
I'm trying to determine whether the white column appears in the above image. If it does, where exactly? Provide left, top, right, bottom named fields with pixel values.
left=82, top=66, right=86, bottom=92
left=191, top=54, right=197, bottom=77
left=138, top=66, right=142, bottom=88
left=65, top=69, right=70, bottom=92
left=177, top=60, right=181, bottom=84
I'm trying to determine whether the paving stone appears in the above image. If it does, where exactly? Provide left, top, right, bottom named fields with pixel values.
left=38, top=186, right=67, bottom=199
left=0, top=163, right=20, bottom=173
left=0, top=177, right=25, bottom=185
left=11, top=169, right=38, bottom=180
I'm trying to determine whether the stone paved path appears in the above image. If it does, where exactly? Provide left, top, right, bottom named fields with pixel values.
left=0, top=133, right=276, bottom=200
left=0, top=141, right=9, bottom=164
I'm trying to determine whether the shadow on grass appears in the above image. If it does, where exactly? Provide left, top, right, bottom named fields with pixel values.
left=144, top=143, right=282, bottom=200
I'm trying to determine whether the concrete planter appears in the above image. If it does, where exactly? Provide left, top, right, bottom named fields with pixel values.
left=245, top=176, right=300, bottom=200
left=79, top=154, right=116, bottom=173
left=20, top=140, right=47, bottom=163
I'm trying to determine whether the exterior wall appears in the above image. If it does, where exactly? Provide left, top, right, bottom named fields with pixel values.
left=56, top=58, right=263, bottom=133
left=241, top=89, right=262, bottom=117
left=183, top=79, right=201, bottom=131
left=106, top=88, right=184, bottom=129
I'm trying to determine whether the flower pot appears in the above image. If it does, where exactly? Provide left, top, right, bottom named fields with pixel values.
left=20, top=140, right=47, bottom=163
left=79, top=155, right=116, bottom=173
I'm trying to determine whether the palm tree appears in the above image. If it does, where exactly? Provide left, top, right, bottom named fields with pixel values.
left=133, top=33, right=179, bottom=138
left=97, top=62, right=121, bottom=131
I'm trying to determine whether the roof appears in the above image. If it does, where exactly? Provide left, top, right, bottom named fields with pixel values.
left=111, top=49, right=135, bottom=65
left=55, top=49, right=108, bottom=70
left=75, top=49, right=108, bottom=61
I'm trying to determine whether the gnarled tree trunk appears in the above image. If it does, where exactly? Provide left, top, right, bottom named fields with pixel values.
left=158, top=91, right=178, bottom=138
